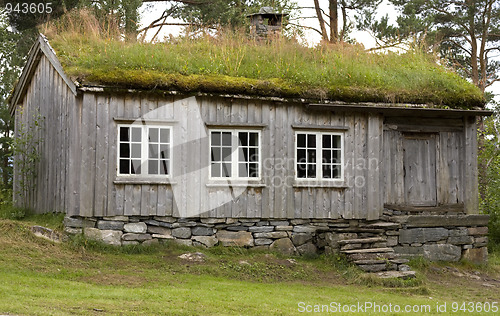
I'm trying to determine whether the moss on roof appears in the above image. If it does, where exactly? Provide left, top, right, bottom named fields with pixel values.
left=49, top=33, right=485, bottom=109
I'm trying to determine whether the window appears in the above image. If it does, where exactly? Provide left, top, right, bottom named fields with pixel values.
left=295, top=131, right=343, bottom=180
left=210, top=130, right=260, bottom=179
left=118, top=125, right=171, bottom=176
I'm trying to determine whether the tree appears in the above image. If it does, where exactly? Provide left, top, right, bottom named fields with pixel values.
left=308, top=0, right=382, bottom=43
left=364, top=0, right=500, bottom=94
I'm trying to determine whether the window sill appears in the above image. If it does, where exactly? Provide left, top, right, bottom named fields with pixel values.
left=293, top=181, right=347, bottom=188
left=206, top=181, right=266, bottom=188
left=114, top=177, right=177, bottom=185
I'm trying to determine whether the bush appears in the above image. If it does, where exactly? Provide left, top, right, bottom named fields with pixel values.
left=0, top=188, right=26, bottom=220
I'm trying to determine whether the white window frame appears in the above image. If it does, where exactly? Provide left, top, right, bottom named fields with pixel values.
left=294, top=131, right=344, bottom=182
left=209, top=129, right=261, bottom=180
left=117, top=124, right=172, bottom=177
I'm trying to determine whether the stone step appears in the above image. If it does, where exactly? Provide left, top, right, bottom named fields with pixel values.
left=338, top=237, right=386, bottom=245
left=348, top=252, right=396, bottom=261
left=375, top=271, right=416, bottom=280
left=353, top=259, right=390, bottom=265
left=340, top=242, right=388, bottom=251
left=341, top=247, right=394, bottom=255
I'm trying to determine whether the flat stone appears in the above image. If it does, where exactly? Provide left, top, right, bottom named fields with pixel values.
left=191, top=227, right=215, bottom=236
left=226, top=226, right=248, bottom=231
left=358, top=264, right=387, bottom=272
left=463, top=247, right=488, bottom=264
left=255, top=221, right=270, bottom=226
left=102, top=216, right=128, bottom=222
left=144, top=220, right=160, bottom=226
left=275, top=226, right=293, bottom=231
left=296, top=243, right=317, bottom=255
left=152, top=234, right=174, bottom=239
left=248, top=226, right=274, bottom=233
left=385, top=231, right=400, bottom=236
left=348, top=252, right=395, bottom=261
left=338, top=237, right=386, bottom=245
left=342, top=247, right=394, bottom=254
left=178, top=252, right=206, bottom=262
left=200, top=218, right=226, bottom=224
left=97, top=220, right=124, bottom=231
left=449, top=228, right=468, bottom=237
left=290, top=219, right=310, bottom=225
left=147, top=226, right=172, bottom=236
left=64, top=217, right=96, bottom=228
left=270, top=238, right=297, bottom=256
left=216, top=231, right=254, bottom=247
left=474, top=237, right=488, bottom=244
left=398, top=264, right=411, bottom=272
left=270, top=221, right=289, bottom=226
left=399, top=228, right=449, bottom=244
left=173, top=239, right=193, bottom=247
left=393, top=246, right=424, bottom=256
left=291, top=233, right=313, bottom=246
left=31, top=226, right=62, bottom=243
left=84, top=228, right=122, bottom=246
left=423, top=244, right=461, bottom=262
left=192, top=236, right=218, bottom=248
left=253, top=231, right=288, bottom=239
left=254, top=238, right=273, bottom=246
left=64, top=227, right=82, bottom=235
left=353, top=259, right=387, bottom=265
left=172, top=227, right=192, bottom=239
left=376, top=271, right=416, bottom=280
left=124, top=222, right=147, bottom=234
left=177, top=221, right=197, bottom=227
left=387, top=236, right=398, bottom=247
left=364, top=222, right=400, bottom=229
left=226, top=218, right=238, bottom=224
left=122, top=241, right=139, bottom=246
left=448, top=236, right=474, bottom=245
left=239, top=219, right=260, bottom=223
left=293, top=225, right=316, bottom=233
left=153, top=216, right=176, bottom=223
left=122, top=233, right=152, bottom=241
left=406, top=215, right=489, bottom=227
left=468, top=227, right=488, bottom=236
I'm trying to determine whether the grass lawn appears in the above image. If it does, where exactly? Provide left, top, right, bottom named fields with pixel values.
left=0, top=217, right=499, bottom=315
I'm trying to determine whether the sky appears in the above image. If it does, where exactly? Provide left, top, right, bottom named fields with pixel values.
left=137, top=1, right=499, bottom=105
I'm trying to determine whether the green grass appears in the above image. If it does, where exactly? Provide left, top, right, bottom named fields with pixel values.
left=42, top=11, right=484, bottom=109
left=1, top=218, right=499, bottom=315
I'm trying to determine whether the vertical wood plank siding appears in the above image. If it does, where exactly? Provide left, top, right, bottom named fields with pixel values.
left=16, top=59, right=477, bottom=218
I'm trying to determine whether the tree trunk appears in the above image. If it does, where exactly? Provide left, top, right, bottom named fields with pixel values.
left=313, top=0, right=329, bottom=42
left=329, top=0, right=338, bottom=43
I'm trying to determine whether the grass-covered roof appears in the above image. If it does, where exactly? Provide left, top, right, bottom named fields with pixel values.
left=47, top=29, right=485, bottom=109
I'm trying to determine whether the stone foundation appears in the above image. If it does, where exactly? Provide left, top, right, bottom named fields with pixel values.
left=64, top=209, right=489, bottom=263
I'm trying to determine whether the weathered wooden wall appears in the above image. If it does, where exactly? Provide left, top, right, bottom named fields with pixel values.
left=73, top=93, right=384, bottom=220
left=14, top=55, right=76, bottom=214
left=382, top=116, right=478, bottom=213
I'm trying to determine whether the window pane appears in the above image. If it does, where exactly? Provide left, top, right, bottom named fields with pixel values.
left=131, top=144, right=141, bottom=158
left=249, top=163, right=259, bottom=177
left=322, top=134, right=331, bottom=148
left=211, top=132, right=221, bottom=146
left=160, top=129, right=170, bottom=143
left=332, top=150, right=341, bottom=163
left=297, top=164, right=307, bottom=178
left=160, top=160, right=168, bottom=175
left=297, top=149, right=306, bottom=163
left=131, top=160, right=141, bottom=174
left=238, top=163, right=248, bottom=177
left=222, top=148, right=232, bottom=162
left=119, top=143, right=130, bottom=158
left=249, top=132, right=258, bottom=146
left=297, top=134, right=306, bottom=147
left=222, top=132, right=232, bottom=146
left=120, top=127, right=129, bottom=141
left=211, top=148, right=221, bottom=162
left=307, top=149, right=316, bottom=163
left=332, top=165, right=341, bottom=178
left=239, top=148, right=248, bottom=162
left=333, top=135, right=341, bottom=148
left=160, top=145, right=169, bottom=159
left=148, top=160, right=158, bottom=175
left=307, top=164, right=316, bottom=178
left=238, top=132, right=248, bottom=146
left=322, top=165, right=332, bottom=178
left=307, top=134, right=316, bottom=147
left=222, top=163, right=231, bottom=177
left=211, top=163, right=221, bottom=177
left=119, top=159, right=129, bottom=174
left=322, top=150, right=331, bottom=163
left=149, top=144, right=158, bottom=159
left=249, top=148, right=258, bottom=162
left=131, top=128, right=141, bottom=142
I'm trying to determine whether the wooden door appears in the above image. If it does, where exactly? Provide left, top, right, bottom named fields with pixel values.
left=403, top=133, right=437, bottom=206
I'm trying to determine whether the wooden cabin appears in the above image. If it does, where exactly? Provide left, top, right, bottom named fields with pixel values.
left=9, top=35, right=492, bottom=265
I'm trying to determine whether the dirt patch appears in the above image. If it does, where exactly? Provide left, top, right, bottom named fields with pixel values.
left=80, top=273, right=148, bottom=287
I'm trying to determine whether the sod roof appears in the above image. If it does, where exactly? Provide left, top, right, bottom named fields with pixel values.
left=48, top=33, right=485, bottom=109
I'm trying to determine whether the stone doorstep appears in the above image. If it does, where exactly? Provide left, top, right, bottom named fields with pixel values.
left=337, top=237, right=386, bottom=245
left=375, top=271, right=416, bottom=280
left=341, top=247, right=395, bottom=254
left=347, top=252, right=396, bottom=261
left=358, top=264, right=389, bottom=272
